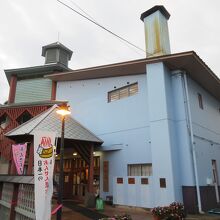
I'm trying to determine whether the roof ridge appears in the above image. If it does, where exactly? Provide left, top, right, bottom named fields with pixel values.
left=29, top=105, right=58, bottom=134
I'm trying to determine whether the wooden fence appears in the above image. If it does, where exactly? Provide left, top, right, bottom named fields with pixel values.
left=0, top=175, right=35, bottom=220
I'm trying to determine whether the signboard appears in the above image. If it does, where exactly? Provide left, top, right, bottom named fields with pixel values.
left=12, top=143, right=27, bottom=175
left=34, top=131, right=56, bottom=220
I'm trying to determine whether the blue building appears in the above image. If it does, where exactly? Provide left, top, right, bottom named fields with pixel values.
left=0, top=5, right=220, bottom=215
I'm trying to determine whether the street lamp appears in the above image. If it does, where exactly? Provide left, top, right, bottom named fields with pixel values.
left=56, top=104, right=71, bottom=220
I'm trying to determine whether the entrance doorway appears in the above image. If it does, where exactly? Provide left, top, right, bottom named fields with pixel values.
left=54, top=156, right=100, bottom=200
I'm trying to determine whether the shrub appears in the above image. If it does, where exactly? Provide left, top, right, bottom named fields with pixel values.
left=167, top=202, right=186, bottom=219
left=151, top=202, right=186, bottom=219
left=151, top=206, right=170, bottom=219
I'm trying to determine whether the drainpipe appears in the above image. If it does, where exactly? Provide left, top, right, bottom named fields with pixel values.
left=183, top=72, right=204, bottom=214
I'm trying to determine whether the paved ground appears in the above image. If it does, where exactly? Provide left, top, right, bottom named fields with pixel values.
left=51, top=200, right=153, bottom=220
left=51, top=200, right=220, bottom=220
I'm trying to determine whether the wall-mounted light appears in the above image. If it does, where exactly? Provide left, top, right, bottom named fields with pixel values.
left=73, top=152, right=77, bottom=156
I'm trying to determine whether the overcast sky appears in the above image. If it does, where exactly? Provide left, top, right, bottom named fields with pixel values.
left=0, top=0, right=220, bottom=104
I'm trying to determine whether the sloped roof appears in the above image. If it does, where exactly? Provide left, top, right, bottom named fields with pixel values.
left=6, top=105, right=103, bottom=144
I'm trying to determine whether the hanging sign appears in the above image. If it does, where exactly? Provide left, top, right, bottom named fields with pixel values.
left=12, top=143, right=27, bottom=175
left=34, top=131, right=56, bottom=220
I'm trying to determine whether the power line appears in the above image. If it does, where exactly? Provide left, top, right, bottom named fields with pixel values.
left=67, top=0, right=95, bottom=21
left=66, top=0, right=144, bottom=56
left=65, top=0, right=135, bottom=62
left=57, top=0, right=148, bottom=55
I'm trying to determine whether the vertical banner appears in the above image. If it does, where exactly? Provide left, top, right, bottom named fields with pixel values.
left=12, top=143, right=27, bottom=175
left=34, top=131, right=56, bottom=220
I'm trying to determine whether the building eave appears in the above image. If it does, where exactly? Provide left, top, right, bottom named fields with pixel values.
left=45, top=51, right=220, bottom=101
left=0, top=100, right=68, bottom=109
left=4, top=63, right=72, bottom=84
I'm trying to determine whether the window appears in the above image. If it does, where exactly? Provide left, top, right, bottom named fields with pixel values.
left=198, top=93, right=203, bottom=109
left=117, top=177, right=123, bottom=184
left=141, top=178, right=149, bottom=185
left=128, top=178, right=135, bottom=184
left=16, top=111, right=32, bottom=125
left=128, top=163, right=152, bottom=176
left=108, top=83, right=138, bottom=102
left=0, top=113, right=10, bottom=129
left=160, top=178, right=166, bottom=188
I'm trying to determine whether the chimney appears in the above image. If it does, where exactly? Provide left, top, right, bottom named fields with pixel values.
left=42, top=42, right=73, bottom=67
left=140, top=5, right=171, bottom=57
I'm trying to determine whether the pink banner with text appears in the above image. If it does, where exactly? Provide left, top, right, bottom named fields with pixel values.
left=12, top=143, right=27, bottom=175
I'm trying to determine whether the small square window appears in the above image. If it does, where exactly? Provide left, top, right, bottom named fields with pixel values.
left=141, top=178, right=149, bottom=185
left=128, top=178, right=135, bottom=184
left=160, top=178, right=166, bottom=188
left=117, top=178, right=123, bottom=184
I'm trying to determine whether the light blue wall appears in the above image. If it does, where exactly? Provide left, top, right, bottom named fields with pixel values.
left=171, top=72, right=195, bottom=186
left=56, top=63, right=220, bottom=206
left=56, top=74, right=152, bottom=197
left=146, top=62, right=182, bottom=205
left=187, top=78, right=220, bottom=186
left=170, top=72, right=220, bottom=188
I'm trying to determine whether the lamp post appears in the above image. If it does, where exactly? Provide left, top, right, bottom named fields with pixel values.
left=56, top=104, right=71, bottom=220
